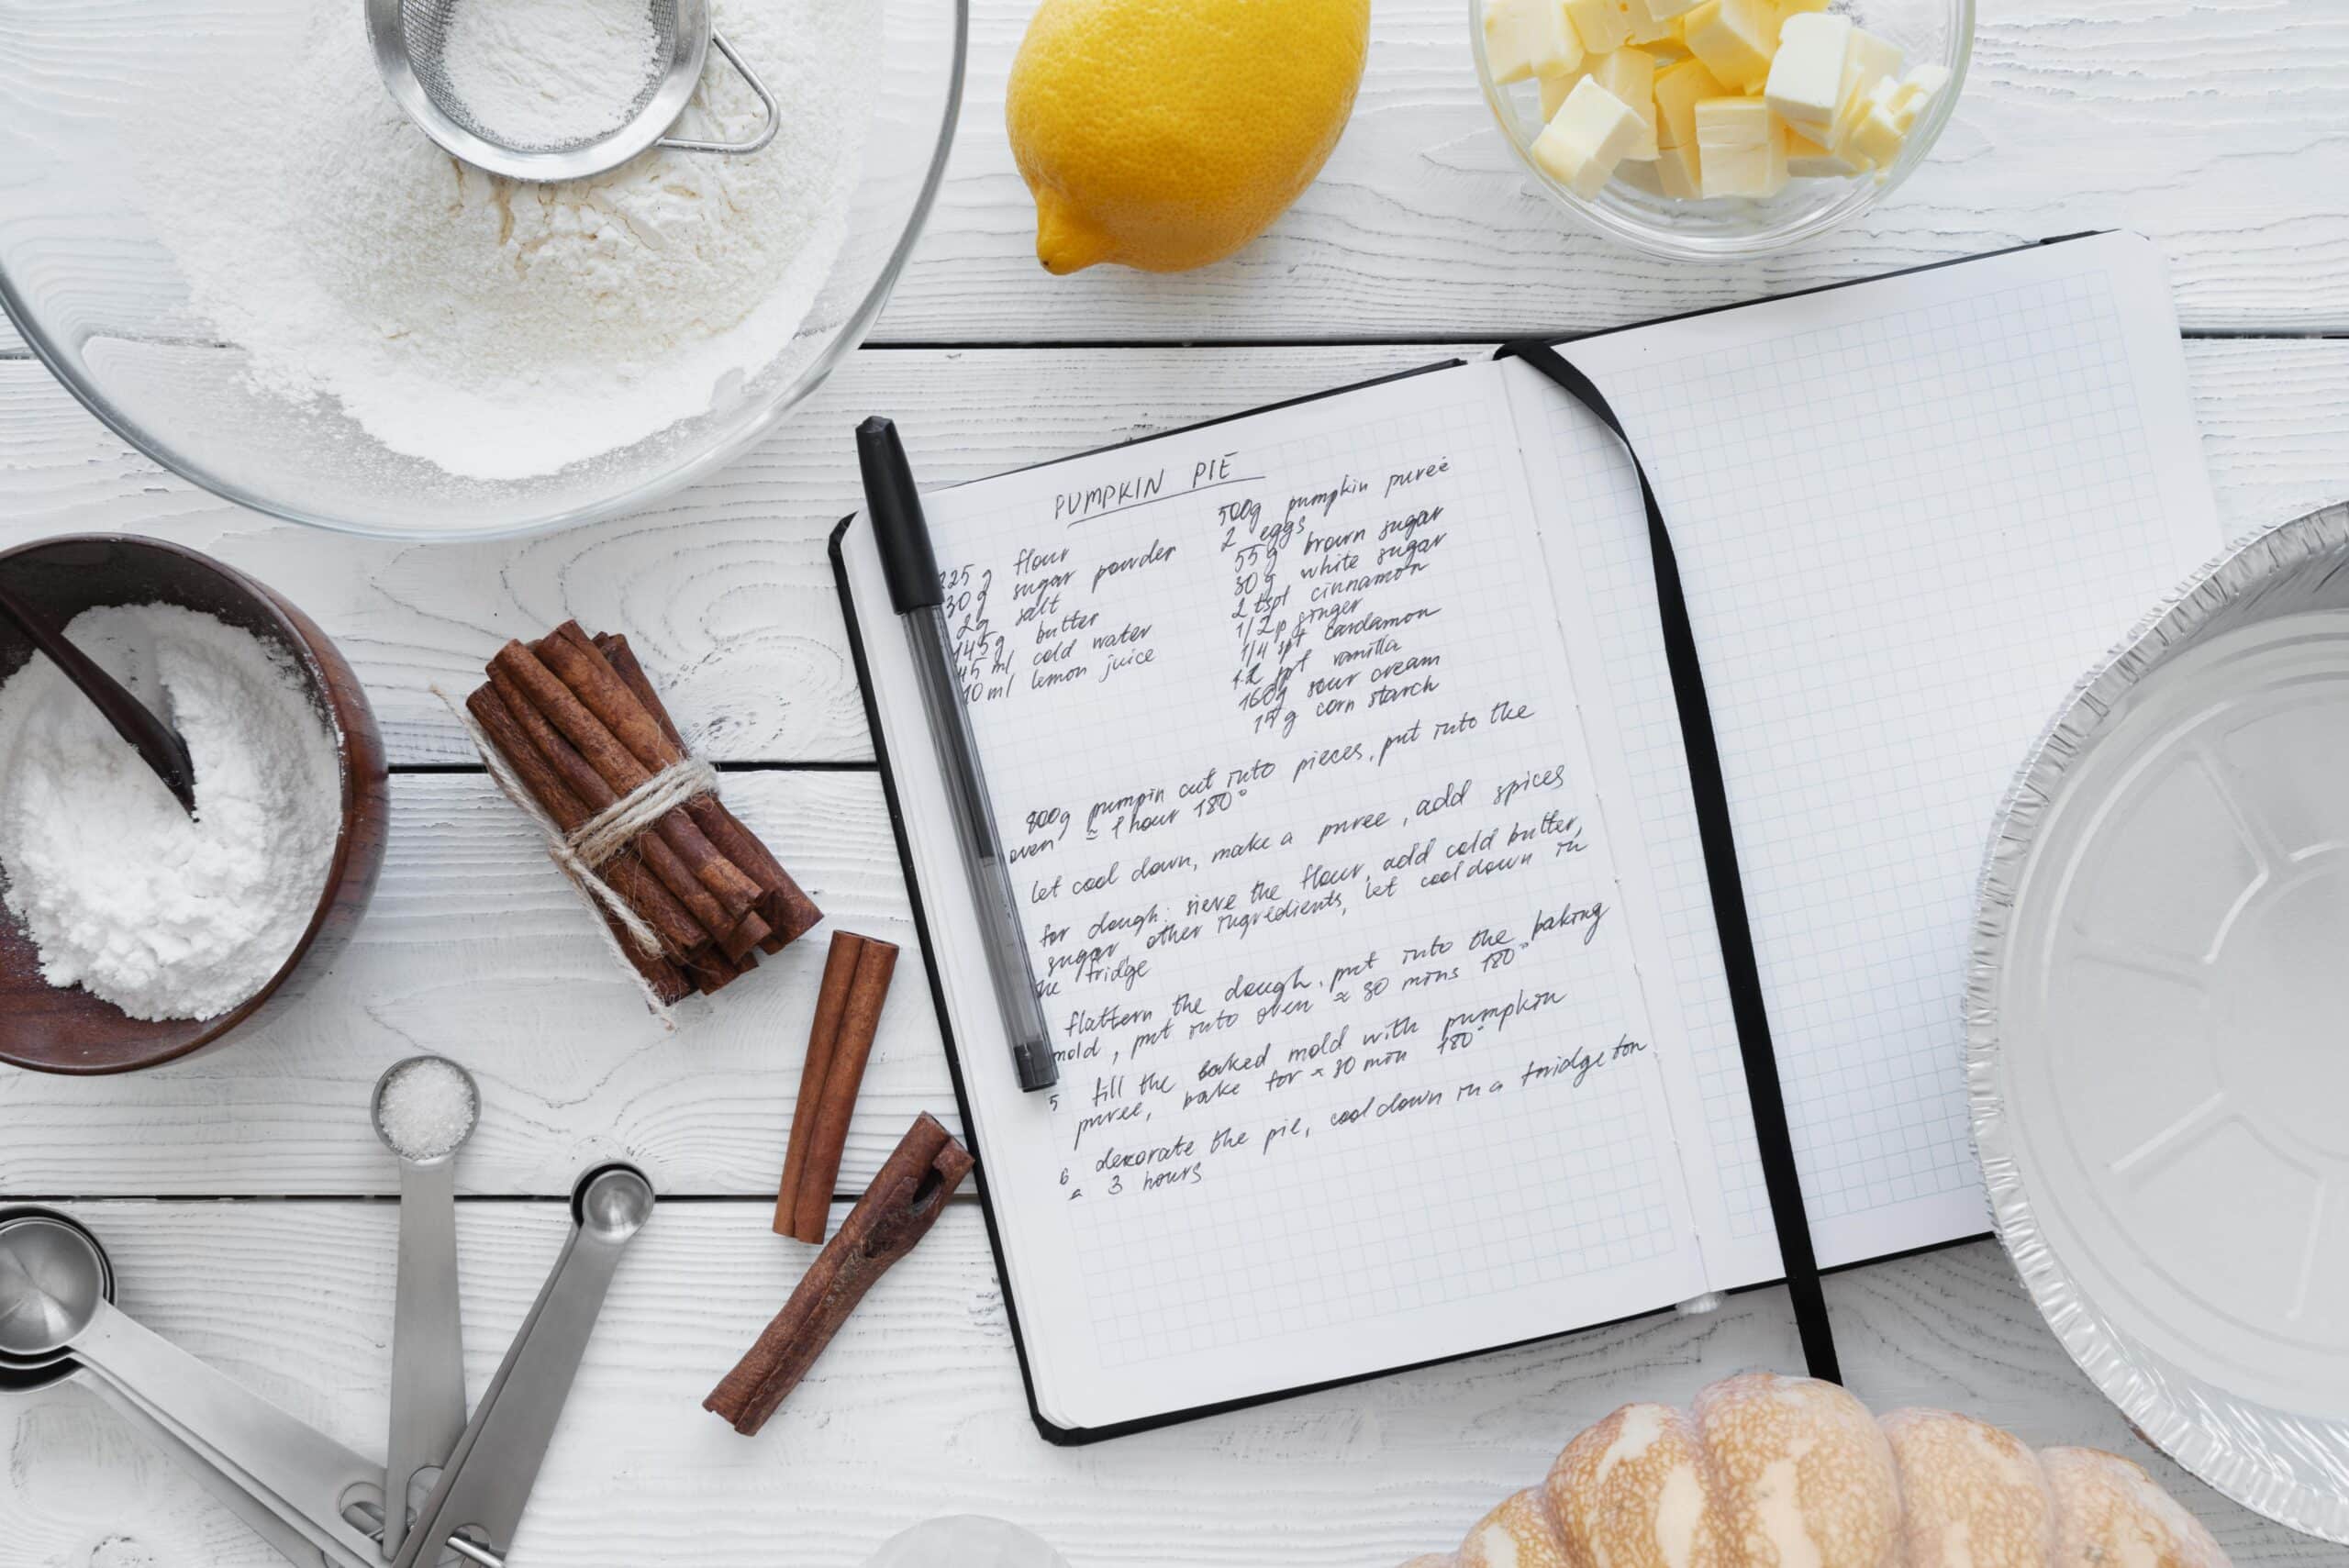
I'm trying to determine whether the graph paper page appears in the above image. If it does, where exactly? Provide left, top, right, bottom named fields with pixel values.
left=847, top=362, right=1709, bottom=1431
left=1501, top=232, right=2222, bottom=1281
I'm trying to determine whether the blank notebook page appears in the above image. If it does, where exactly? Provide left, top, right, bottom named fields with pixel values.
left=1505, top=232, right=2222, bottom=1280
left=847, top=364, right=1711, bottom=1432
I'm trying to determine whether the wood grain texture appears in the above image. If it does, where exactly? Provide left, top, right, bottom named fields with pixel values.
left=0, top=338, right=2344, bottom=764
left=0, top=1205, right=2328, bottom=1568
left=0, top=772, right=956, bottom=1198
left=0, top=1, right=2344, bottom=357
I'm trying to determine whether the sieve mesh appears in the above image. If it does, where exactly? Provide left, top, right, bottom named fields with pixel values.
left=397, top=0, right=685, bottom=154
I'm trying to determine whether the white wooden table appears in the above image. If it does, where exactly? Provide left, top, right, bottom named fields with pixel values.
left=5, top=3, right=2347, bottom=1563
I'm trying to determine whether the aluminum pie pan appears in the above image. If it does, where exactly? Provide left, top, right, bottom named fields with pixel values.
left=1969, top=500, right=2349, bottom=1543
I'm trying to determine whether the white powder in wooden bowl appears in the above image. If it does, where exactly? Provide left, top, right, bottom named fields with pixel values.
left=0, top=606, right=341, bottom=1021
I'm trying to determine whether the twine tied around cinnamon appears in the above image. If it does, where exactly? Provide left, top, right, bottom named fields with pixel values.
left=440, top=682, right=719, bottom=1005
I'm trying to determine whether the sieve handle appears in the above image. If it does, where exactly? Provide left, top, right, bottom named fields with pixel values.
left=657, top=29, right=778, bottom=157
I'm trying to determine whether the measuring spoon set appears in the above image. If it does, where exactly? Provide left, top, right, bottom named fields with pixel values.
left=0, top=1055, right=652, bottom=1567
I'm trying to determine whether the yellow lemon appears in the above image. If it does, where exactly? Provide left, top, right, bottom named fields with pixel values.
left=1006, top=0, right=1371, bottom=274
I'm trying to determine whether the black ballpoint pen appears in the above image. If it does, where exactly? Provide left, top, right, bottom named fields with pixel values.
left=857, top=416, right=1059, bottom=1093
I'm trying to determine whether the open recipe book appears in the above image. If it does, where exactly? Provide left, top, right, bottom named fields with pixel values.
left=835, top=232, right=2221, bottom=1440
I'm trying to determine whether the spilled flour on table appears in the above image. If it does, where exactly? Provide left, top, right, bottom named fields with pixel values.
left=128, top=0, right=874, bottom=483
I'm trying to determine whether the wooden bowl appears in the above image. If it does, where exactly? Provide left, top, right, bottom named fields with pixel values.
left=0, top=536, right=389, bottom=1073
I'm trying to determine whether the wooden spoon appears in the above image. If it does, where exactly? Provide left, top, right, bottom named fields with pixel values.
left=0, top=577, right=197, bottom=815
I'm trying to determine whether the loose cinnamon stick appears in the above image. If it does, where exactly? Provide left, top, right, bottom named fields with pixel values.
left=485, top=662, right=742, bottom=965
left=464, top=685, right=695, bottom=1005
left=774, top=931, right=867, bottom=1237
left=789, top=936, right=898, bottom=1243
left=490, top=641, right=772, bottom=960
left=594, top=631, right=822, bottom=951
left=705, top=1112, right=974, bottom=1436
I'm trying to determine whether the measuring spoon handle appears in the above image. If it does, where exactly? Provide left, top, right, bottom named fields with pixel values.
left=395, top=1229, right=633, bottom=1568
left=386, top=1155, right=467, bottom=1556
left=73, top=1304, right=384, bottom=1566
left=81, top=1374, right=340, bottom=1568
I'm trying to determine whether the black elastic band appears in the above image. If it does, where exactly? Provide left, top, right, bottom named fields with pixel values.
left=1499, top=339, right=1840, bottom=1385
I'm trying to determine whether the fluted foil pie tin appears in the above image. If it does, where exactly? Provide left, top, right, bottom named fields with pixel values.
left=1971, top=501, right=2349, bottom=1543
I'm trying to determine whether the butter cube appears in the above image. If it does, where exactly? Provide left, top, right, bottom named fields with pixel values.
left=1765, top=12, right=1852, bottom=136
left=1541, top=67, right=1580, bottom=120
left=1776, top=0, right=1830, bottom=17
left=1653, top=137, right=1703, bottom=196
left=1681, top=0, right=1778, bottom=92
left=1485, top=0, right=1584, bottom=84
left=1653, top=56, right=1727, bottom=150
left=1889, top=62, right=1952, bottom=124
left=1827, top=26, right=1905, bottom=142
left=1620, top=0, right=1681, bottom=44
left=1563, top=0, right=1633, bottom=52
left=1694, top=95, right=1786, bottom=196
left=1534, top=76, right=1647, bottom=195
left=1842, top=76, right=1909, bottom=168
left=1615, top=158, right=1666, bottom=195
left=1785, top=127, right=1864, bottom=176
left=1642, top=0, right=1706, bottom=17
left=1586, top=48, right=1660, bottom=159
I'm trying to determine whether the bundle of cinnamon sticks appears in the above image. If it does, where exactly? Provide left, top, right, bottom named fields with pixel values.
left=465, top=622, right=820, bottom=1003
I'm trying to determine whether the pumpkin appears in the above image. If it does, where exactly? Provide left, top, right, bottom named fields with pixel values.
left=1400, top=1373, right=2230, bottom=1568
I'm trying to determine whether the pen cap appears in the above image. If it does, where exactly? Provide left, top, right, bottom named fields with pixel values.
left=858, top=416, right=944, bottom=614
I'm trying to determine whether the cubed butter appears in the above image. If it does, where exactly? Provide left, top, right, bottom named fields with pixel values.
left=1620, top=0, right=1681, bottom=44
left=1842, top=75, right=1909, bottom=167
left=1764, top=11, right=1852, bottom=135
left=1563, top=0, right=1633, bottom=52
left=1694, top=94, right=1786, bottom=196
left=1485, top=0, right=1584, bottom=84
left=1889, top=62, right=1951, bottom=125
left=1642, top=0, right=1706, bottom=17
left=1653, top=56, right=1726, bottom=150
left=1614, top=158, right=1666, bottom=195
left=1827, top=26, right=1905, bottom=144
left=1534, top=75, right=1647, bottom=195
left=1680, top=0, right=1778, bottom=92
left=1586, top=48, right=1660, bottom=158
left=1776, top=0, right=1830, bottom=17
left=1540, top=67, right=1580, bottom=120
left=1653, top=137, right=1703, bottom=196
left=1784, top=127, right=1864, bottom=176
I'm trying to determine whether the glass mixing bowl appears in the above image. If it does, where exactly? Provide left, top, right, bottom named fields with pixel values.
left=0, top=0, right=964, bottom=542
left=1472, top=0, right=1971, bottom=259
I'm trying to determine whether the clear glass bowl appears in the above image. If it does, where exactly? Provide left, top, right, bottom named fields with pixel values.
left=1472, top=0, right=1972, bottom=260
left=0, top=0, right=965, bottom=542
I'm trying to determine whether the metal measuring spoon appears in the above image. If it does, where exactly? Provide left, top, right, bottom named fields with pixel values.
left=371, top=1054, right=480, bottom=1559
left=0, top=1211, right=386, bottom=1568
left=83, top=1374, right=342, bottom=1568
left=392, top=1164, right=655, bottom=1568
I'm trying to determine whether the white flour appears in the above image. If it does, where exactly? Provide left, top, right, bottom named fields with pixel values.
left=0, top=606, right=342, bottom=1022
left=131, top=0, right=872, bottom=483
left=444, top=0, right=662, bottom=149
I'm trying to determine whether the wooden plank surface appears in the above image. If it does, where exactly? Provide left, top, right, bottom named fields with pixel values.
left=0, top=1, right=2345, bottom=361
left=0, top=1205, right=2324, bottom=1568
left=0, top=773, right=950, bottom=1199
left=2, top=338, right=2345, bottom=767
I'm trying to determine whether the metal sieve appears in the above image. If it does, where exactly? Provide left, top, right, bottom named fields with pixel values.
left=365, top=0, right=778, bottom=183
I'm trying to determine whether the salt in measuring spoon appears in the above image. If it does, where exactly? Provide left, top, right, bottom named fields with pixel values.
left=371, top=1054, right=481, bottom=1559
